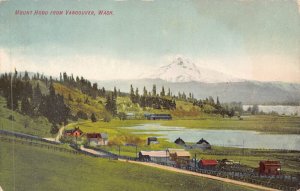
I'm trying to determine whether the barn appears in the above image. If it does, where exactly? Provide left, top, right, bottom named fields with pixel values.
left=167, top=149, right=191, bottom=167
left=139, top=151, right=169, bottom=163
left=174, top=137, right=186, bottom=146
left=199, top=159, right=218, bottom=169
left=259, top=161, right=281, bottom=175
left=64, top=127, right=83, bottom=137
left=86, top=133, right=108, bottom=146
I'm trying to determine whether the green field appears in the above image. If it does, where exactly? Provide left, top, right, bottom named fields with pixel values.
left=158, top=115, right=300, bottom=134
left=65, top=119, right=300, bottom=173
left=0, top=96, right=53, bottom=137
left=0, top=141, right=257, bottom=191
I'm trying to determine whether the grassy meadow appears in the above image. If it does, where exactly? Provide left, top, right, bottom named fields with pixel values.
left=0, top=141, right=257, bottom=191
left=0, top=96, right=53, bottom=137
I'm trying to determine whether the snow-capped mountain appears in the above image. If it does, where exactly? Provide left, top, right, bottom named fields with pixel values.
left=140, top=57, right=242, bottom=83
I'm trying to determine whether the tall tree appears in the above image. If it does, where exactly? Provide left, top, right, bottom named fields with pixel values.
left=114, top=86, right=117, bottom=97
left=32, top=83, right=42, bottom=107
left=160, top=86, right=165, bottom=97
left=130, top=84, right=135, bottom=101
left=143, top=86, right=147, bottom=96
left=152, top=84, right=156, bottom=96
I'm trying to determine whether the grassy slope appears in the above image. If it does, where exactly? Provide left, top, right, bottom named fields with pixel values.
left=54, top=83, right=300, bottom=134
left=0, top=141, right=256, bottom=191
left=53, top=83, right=107, bottom=119
left=0, top=96, right=53, bottom=137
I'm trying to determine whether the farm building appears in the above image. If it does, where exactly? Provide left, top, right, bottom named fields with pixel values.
left=86, top=133, right=108, bottom=146
left=146, top=114, right=172, bottom=120
left=167, top=149, right=191, bottom=167
left=139, top=151, right=169, bottom=163
left=174, top=137, right=186, bottom=146
left=199, top=159, right=218, bottom=169
left=195, top=138, right=211, bottom=150
left=147, top=137, right=158, bottom=145
left=259, top=161, right=281, bottom=175
left=64, top=127, right=83, bottom=137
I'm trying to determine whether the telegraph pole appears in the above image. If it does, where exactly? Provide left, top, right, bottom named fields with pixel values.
left=135, top=145, right=138, bottom=159
left=194, top=153, right=197, bottom=171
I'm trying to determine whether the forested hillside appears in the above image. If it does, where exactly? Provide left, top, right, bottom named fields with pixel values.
left=0, top=70, right=242, bottom=135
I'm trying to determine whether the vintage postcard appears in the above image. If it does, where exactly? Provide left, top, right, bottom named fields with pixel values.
left=0, top=0, right=299, bottom=190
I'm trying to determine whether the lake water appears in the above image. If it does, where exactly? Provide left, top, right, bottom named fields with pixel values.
left=243, top=105, right=300, bottom=116
left=123, top=124, right=300, bottom=151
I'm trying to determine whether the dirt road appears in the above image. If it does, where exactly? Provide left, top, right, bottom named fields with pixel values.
left=80, top=145, right=108, bottom=157
left=119, top=159, right=279, bottom=191
left=55, top=126, right=65, bottom=142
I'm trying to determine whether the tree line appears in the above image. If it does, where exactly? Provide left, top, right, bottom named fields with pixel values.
left=129, top=84, right=176, bottom=110
left=0, top=70, right=70, bottom=133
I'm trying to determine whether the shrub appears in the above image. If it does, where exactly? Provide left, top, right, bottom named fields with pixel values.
left=91, top=113, right=97, bottom=122
left=8, top=115, right=15, bottom=121
left=50, top=124, right=59, bottom=134
left=76, top=110, right=88, bottom=120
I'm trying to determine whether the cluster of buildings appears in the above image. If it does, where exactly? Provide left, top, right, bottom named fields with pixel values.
left=174, top=137, right=212, bottom=150
left=64, top=128, right=281, bottom=176
left=63, top=127, right=108, bottom=146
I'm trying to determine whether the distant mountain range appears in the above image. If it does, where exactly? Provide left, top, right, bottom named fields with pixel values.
left=98, top=57, right=300, bottom=104
left=139, top=57, right=242, bottom=83
left=4, top=57, right=300, bottom=104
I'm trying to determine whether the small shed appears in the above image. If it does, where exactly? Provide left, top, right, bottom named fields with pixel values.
left=147, top=137, right=158, bottom=145
left=259, top=161, right=281, bottom=175
left=199, top=159, right=218, bottom=169
left=174, top=137, right=186, bottom=146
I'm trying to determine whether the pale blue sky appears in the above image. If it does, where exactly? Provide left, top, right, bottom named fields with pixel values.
left=0, top=0, right=299, bottom=82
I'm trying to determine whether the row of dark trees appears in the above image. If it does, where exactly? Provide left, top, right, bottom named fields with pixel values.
left=59, top=72, right=113, bottom=98
left=0, top=70, right=70, bottom=133
left=192, top=96, right=237, bottom=117
left=130, top=85, right=176, bottom=110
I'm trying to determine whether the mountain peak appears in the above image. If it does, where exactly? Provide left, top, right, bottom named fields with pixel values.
left=141, top=57, right=243, bottom=83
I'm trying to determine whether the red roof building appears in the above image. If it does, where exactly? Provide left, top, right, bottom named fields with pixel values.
left=199, top=159, right=218, bottom=168
left=259, top=161, right=281, bottom=175
left=64, top=127, right=83, bottom=137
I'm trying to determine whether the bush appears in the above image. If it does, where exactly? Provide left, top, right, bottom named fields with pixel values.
left=91, top=113, right=97, bottom=122
left=103, top=113, right=112, bottom=122
left=8, top=115, right=15, bottom=121
left=76, top=110, right=88, bottom=120
left=118, top=112, right=126, bottom=120
left=59, top=136, right=75, bottom=144
left=50, top=124, right=59, bottom=134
